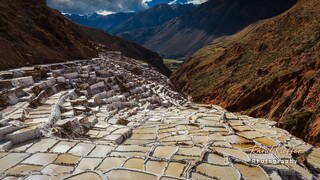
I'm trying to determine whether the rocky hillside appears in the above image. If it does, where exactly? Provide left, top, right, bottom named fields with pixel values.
left=127, top=0, right=297, bottom=58
left=0, top=0, right=170, bottom=76
left=171, top=0, right=320, bottom=145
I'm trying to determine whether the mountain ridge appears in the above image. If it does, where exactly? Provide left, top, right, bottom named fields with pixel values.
left=131, top=0, right=298, bottom=58
left=66, top=0, right=297, bottom=58
left=65, top=3, right=195, bottom=35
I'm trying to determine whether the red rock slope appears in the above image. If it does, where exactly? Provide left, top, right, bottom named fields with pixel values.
left=171, top=0, right=320, bottom=145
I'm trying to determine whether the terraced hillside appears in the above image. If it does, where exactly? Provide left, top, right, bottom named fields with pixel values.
left=0, top=52, right=319, bottom=179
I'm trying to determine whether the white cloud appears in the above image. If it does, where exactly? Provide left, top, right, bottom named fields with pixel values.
left=142, top=0, right=153, bottom=7
left=168, top=0, right=178, bottom=5
left=187, top=0, right=208, bottom=4
left=47, top=0, right=148, bottom=14
left=96, top=10, right=115, bottom=16
left=47, top=0, right=208, bottom=14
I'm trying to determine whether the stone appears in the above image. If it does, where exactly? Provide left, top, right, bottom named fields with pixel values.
left=22, top=153, right=57, bottom=166
left=237, top=131, right=264, bottom=139
left=26, top=138, right=58, bottom=153
left=68, top=143, right=95, bottom=156
left=5, top=164, right=42, bottom=175
left=50, top=141, right=76, bottom=153
left=24, top=175, right=51, bottom=180
left=75, top=158, right=103, bottom=172
left=177, top=147, right=202, bottom=156
left=193, top=135, right=211, bottom=145
left=41, top=164, right=74, bottom=175
left=88, top=145, right=114, bottom=157
left=106, top=169, right=157, bottom=180
left=123, top=158, right=145, bottom=170
left=6, top=126, right=42, bottom=144
left=0, top=153, right=30, bottom=173
left=110, top=151, right=146, bottom=157
left=232, top=126, right=252, bottom=132
left=196, top=163, right=241, bottom=180
left=225, top=135, right=252, bottom=144
left=212, top=141, right=233, bottom=148
left=153, top=146, right=177, bottom=159
left=225, top=112, right=238, bottom=120
left=207, top=153, right=229, bottom=165
left=234, top=163, right=269, bottom=180
left=54, top=154, right=81, bottom=165
left=116, top=145, right=150, bottom=152
left=306, top=148, right=320, bottom=171
left=145, top=160, right=168, bottom=174
left=191, top=173, right=215, bottom=180
left=11, top=76, right=34, bottom=87
left=97, top=157, right=126, bottom=171
left=164, top=162, right=186, bottom=178
left=65, top=172, right=102, bottom=180
left=254, top=137, right=278, bottom=147
left=210, top=147, right=251, bottom=162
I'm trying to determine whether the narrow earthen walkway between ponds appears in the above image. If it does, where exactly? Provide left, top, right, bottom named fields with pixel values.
left=0, top=52, right=319, bottom=180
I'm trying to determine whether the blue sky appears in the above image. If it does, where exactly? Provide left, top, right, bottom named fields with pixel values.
left=47, top=0, right=208, bottom=15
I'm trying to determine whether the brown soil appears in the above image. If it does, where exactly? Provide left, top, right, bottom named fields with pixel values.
left=172, top=0, right=320, bottom=145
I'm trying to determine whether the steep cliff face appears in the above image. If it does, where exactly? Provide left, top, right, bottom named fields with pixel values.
left=171, top=0, right=320, bottom=145
left=0, top=0, right=170, bottom=76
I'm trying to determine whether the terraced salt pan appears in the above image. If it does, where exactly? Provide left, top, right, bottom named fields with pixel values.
left=0, top=52, right=319, bottom=179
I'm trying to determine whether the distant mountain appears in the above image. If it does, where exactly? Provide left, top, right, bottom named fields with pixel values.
left=125, top=0, right=298, bottom=58
left=110, top=4, right=195, bottom=34
left=171, top=0, right=320, bottom=144
left=0, top=0, right=170, bottom=76
left=65, top=3, right=195, bottom=34
left=65, top=12, right=135, bottom=33
left=65, top=0, right=296, bottom=58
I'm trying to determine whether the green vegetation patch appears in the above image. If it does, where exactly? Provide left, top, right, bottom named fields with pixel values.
left=283, top=109, right=314, bottom=131
left=164, top=59, right=184, bottom=72
left=0, top=25, right=7, bottom=32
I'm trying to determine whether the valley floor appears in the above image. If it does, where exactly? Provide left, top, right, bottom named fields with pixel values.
left=0, top=52, right=319, bottom=179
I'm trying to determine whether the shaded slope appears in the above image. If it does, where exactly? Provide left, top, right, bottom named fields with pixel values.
left=171, top=0, right=320, bottom=145
left=0, top=0, right=170, bottom=76
left=0, top=0, right=97, bottom=70
left=79, top=26, right=171, bottom=76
